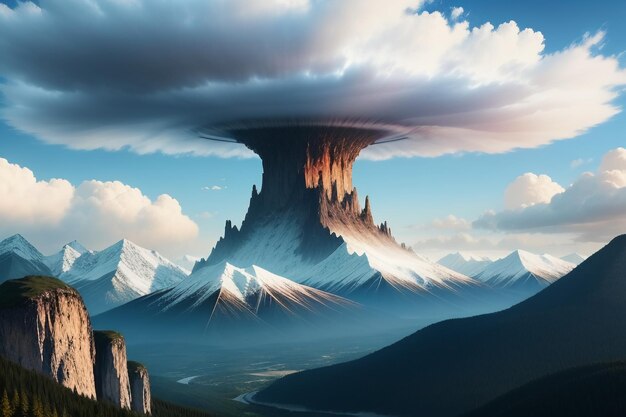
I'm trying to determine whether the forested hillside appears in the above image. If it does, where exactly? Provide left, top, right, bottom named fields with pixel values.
left=0, top=355, right=213, bottom=417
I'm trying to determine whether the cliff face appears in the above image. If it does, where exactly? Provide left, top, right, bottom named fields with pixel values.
left=128, top=361, right=151, bottom=415
left=93, top=331, right=132, bottom=410
left=0, top=276, right=96, bottom=398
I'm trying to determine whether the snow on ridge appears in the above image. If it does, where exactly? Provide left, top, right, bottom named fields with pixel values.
left=515, top=250, right=575, bottom=280
left=45, top=244, right=83, bottom=276
left=438, top=252, right=493, bottom=277
left=162, top=261, right=355, bottom=313
left=0, top=234, right=45, bottom=262
left=66, top=240, right=89, bottom=255
left=474, top=249, right=575, bottom=287
left=61, top=238, right=188, bottom=295
left=339, top=234, right=475, bottom=289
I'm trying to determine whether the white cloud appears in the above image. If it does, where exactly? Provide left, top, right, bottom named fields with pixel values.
left=431, top=214, right=471, bottom=231
left=504, top=173, right=565, bottom=209
left=599, top=147, right=626, bottom=173
left=0, top=158, right=74, bottom=225
left=474, top=147, right=626, bottom=242
left=197, top=211, right=217, bottom=219
left=570, top=158, right=593, bottom=168
left=202, top=185, right=226, bottom=191
left=0, top=158, right=199, bottom=257
left=0, top=1, right=623, bottom=159
left=450, top=6, right=464, bottom=20
left=410, top=230, right=599, bottom=260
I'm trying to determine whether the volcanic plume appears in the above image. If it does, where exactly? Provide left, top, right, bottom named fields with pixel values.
left=194, top=123, right=474, bottom=305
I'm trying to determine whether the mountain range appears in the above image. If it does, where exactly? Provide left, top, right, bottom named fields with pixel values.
left=93, top=261, right=362, bottom=342
left=61, top=239, right=188, bottom=314
left=437, top=252, right=492, bottom=277
left=0, top=233, right=580, bottom=323
left=0, top=235, right=188, bottom=315
left=254, top=234, right=626, bottom=417
left=473, top=250, right=575, bottom=292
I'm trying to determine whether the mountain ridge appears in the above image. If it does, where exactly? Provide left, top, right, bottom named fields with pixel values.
left=254, top=234, right=626, bottom=417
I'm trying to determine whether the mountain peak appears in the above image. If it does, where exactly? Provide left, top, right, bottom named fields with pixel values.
left=0, top=234, right=44, bottom=261
left=1, top=233, right=31, bottom=249
left=437, top=252, right=492, bottom=277
left=45, top=243, right=85, bottom=276
left=62, top=239, right=188, bottom=314
left=474, top=249, right=575, bottom=290
left=65, top=240, right=89, bottom=255
left=115, top=238, right=133, bottom=248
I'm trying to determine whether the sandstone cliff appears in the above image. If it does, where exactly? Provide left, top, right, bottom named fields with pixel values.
left=0, top=276, right=97, bottom=398
left=128, top=361, right=151, bottom=414
left=94, top=330, right=132, bottom=409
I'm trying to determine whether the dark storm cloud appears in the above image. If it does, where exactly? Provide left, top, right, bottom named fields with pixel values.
left=0, top=0, right=624, bottom=158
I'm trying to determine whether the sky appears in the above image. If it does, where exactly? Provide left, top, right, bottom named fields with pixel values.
left=0, top=0, right=625, bottom=261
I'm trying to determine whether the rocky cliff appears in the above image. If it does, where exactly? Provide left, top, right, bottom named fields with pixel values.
left=94, top=330, right=132, bottom=410
left=128, top=361, right=151, bottom=414
left=0, top=276, right=97, bottom=398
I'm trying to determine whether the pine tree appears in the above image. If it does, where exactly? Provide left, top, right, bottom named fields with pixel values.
left=10, top=392, right=18, bottom=417
left=1, top=390, right=12, bottom=417
left=19, top=391, right=28, bottom=417
left=30, top=396, right=43, bottom=417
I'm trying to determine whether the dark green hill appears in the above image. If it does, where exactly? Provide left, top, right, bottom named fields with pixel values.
left=0, top=354, right=214, bottom=417
left=0, top=276, right=74, bottom=308
left=464, top=362, right=626, bottom=417
left=255, top=234, right=626, bottom=417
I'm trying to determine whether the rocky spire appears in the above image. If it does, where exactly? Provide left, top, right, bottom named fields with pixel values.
left=128, top=361, right=151, bottom=415
left=94, top=331, right=132, bottom=410
left=379, top=221, right=392, bottom=237
left=361, top=196, right=374, bottom=225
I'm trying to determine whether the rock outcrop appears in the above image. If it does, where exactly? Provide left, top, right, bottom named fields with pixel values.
left=0, top=276, right=97, bottom=398
left=0, top=276, right=152, bottom=413
left=93, top=330, right=132, bottom=410
left=128, top=361, right=151, bottom=414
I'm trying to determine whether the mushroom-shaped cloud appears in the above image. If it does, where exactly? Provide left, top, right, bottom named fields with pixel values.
left=0, top=0, right=624, bottom=159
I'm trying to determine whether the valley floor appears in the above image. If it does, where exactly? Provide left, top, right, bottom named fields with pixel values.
left=125, top=323, right=424, bottom=417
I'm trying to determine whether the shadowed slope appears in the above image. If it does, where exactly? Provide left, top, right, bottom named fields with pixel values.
left=255, top=235, right=626, bottom=417
left=463, top=362, right=626, bottom=417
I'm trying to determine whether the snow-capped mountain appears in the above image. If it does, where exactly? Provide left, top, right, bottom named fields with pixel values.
left=165, top=261, right=356, bottom=316
left=293, top=242, right=474, bottom=301
left=0, top=234, right=52, bottom=282
left=198, top=212, right=476, bottom=307
left=44, top=240, right=91, bottom=276
left=561, top=253, right=586, bottom=265
left=474, top=250, right=575, bottom=292
left=93, top=261, right=361, bottom=342
left=437, top=252, right=493, bottom=277
left=61, top=239, right=188, bottom=314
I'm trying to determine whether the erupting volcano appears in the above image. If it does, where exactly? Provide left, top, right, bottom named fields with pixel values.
left=94, top=124, right=487, bottom=341
left=193, top=123, right=474, bottom=306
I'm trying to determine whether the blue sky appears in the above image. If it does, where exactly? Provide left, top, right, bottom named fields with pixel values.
left=0, top=0, right=625, bottom=259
